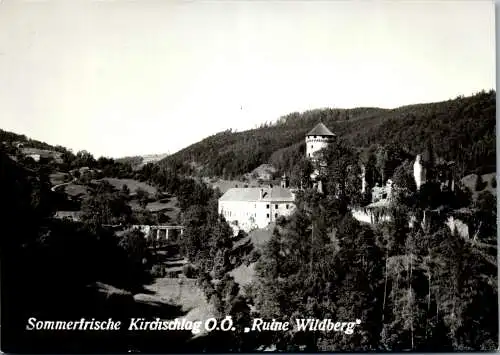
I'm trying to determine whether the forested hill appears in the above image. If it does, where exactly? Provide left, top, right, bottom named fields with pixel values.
left=0, top=128, right=69, bottom=154
left=160, top=90, right=496, bottom=178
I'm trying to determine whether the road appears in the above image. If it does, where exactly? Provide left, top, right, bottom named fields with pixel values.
left=51, top=177, right=77, bottom=192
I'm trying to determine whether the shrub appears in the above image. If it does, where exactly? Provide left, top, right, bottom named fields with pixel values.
left=182, top=264, right=198, bottom=278
left=276, top=215, right=287, bottom=227
left=197, top=272, right=216, bottom=301
left=151, top=264, right=166, bottom=278
left=248, top=248, right=262, bottom=263
left=475, top=174, right=484, bottom=191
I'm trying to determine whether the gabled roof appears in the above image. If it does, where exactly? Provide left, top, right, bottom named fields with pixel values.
left=219, top=187, right=295, bottom=202
left=307, top=122, right=335, bottom=137
left=54, top=211, right=82, bottom=221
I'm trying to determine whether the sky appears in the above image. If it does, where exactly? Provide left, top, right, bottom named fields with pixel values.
left=0, top=0, right=495, bottom=158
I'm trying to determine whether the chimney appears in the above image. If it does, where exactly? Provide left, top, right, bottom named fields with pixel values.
left=281, top=174, right=290, bottom=188
left=360, top=164, right=366, bottom=193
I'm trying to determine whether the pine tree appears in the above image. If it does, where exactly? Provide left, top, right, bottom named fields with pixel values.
left=474, top=174, right=484, bottom=191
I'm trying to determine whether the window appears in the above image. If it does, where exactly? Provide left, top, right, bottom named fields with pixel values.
left=266, top=204, right=269, bottom=209
left=275, top=204, right=278, bottom=209
left=286, top=204, right=289, bottom=209
left=311, top=145, right=313, bottom=149
left=266, top=214, right=270, bottom=218
left=274, top=213, right=278, bottom=218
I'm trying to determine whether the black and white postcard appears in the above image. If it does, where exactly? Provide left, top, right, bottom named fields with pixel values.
left=0, top=0, right=497, bottom=353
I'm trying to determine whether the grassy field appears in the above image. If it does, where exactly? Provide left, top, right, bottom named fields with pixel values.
left=229, top=225, right=274, bottom=289
left=461, top=172, right=496, bottom=201
left=64, top=183, right=90, bottom=198
left=55, top=177, right=181, bottom=222
left=100, top=178, right=158, bottom=195
left=229, top=262, right=256, bottom=289
left=129, top=196, right=180, bottom=221
left=248, top=224, right=274, bottom=247
left=134, top=277, right=214, bottom=335
left=134, top=256, right=213, bottom=330
left=21, top=147, right=63, bottom=163
left=49, top=172, right=70, bottom=186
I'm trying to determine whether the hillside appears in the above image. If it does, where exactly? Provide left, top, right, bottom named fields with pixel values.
left=116, top=153, right=169, bottom=171
left=461, top=172, right=497, bottom=201
left=0, top=128, right=67, bottom=153
left=160, top=90, right=496, bottom=179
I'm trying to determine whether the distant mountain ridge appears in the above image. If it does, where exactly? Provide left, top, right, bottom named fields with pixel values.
left=1, top=90, right=495, bottom=180
left=0, top=128, right=68, bottom=154
left=116, top=153, right=169, bottom=171
left=0, top=127, right=168, bottom=169
left=159, top=90, right=496, bottom=179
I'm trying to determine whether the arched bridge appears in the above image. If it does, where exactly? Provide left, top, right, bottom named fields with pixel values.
left=131, top=224, right=184, bottom=241
left=103, top=224, right=185, bottom=242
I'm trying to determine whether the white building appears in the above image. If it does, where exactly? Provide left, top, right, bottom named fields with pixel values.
left=351, top=199, right=392, bottom=224
left=28, top=153, right=41, bottom=162
left=413, top=154, right=426, bottom=190
left=218, top=186, right=296, bottom=232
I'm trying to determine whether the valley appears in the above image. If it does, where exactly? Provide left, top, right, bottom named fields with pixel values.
left=1, top=90, right=497, bottom=352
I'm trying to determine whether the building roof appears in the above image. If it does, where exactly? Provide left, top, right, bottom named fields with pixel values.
left=306, top=122, right=335, bottom=137
left=54, top=211, right=82, bottom=221
left=219, top=187, right=295, bottom=202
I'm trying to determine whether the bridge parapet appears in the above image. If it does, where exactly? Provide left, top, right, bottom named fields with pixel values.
left=131, top=224, right=184, bottom=241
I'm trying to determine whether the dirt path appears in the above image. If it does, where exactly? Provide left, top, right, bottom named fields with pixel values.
left=133, top=276, right=215, bottom=335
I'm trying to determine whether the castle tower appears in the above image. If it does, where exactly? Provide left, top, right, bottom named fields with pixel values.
left=413, top=154, right=426, bottom=190
left=306, top=122, right=335, bottom=180
left=306, top=122, right=336, bottom=161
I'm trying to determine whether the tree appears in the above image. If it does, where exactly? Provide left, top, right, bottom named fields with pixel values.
left=118, top=228, right=149, bottom=266
left=61, top=150, right=76, bottom=170
left=81, top=183, right=132, bottom=226
left=474, top=190, right=497, bottom=238
left=290, top=157, right=313, bottom=188
left=135, top=188, right=150, bottom=209
left=391, top=160, right=417, bottom=206
left=474, top=174, right=484, bottom=191
left=72, top=150, right=96, bottom=169
left=121, top=184, right=130, bottom=200
left=320, top=138, right=360, bottom=201
left=362, top=150, right=380, bottom=190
